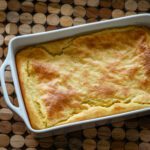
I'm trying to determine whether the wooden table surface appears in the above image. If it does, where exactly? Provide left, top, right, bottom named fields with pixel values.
left=0, top=0, right=150, bottom=149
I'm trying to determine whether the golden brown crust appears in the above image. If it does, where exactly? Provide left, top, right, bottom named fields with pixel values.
left=16, top=26, right=150, bottom=129
left=16, top=48, right=48, bottom=129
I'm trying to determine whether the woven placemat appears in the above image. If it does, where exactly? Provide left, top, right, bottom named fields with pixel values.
left=0, top=0, right=150, bottom=149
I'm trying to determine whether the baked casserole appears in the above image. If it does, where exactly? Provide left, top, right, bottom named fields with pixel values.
left=16, top=26, right=150, bottom=129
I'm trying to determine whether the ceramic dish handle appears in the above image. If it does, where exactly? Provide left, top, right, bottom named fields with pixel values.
left=0, top=58, right=21, bottom=115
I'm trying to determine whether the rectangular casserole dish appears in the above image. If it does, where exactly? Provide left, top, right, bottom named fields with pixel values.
left=1, top=14, right=150, bottom=137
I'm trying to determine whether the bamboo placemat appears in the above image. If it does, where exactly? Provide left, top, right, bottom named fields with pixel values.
left=0, top=0, right=150, bottom=149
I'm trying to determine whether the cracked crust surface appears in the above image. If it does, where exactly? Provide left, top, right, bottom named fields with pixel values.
left=16, top=26, right=150, bottom=129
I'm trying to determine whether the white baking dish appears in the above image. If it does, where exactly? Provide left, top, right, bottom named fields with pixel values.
left=1, top=14, right=150, bottom=137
